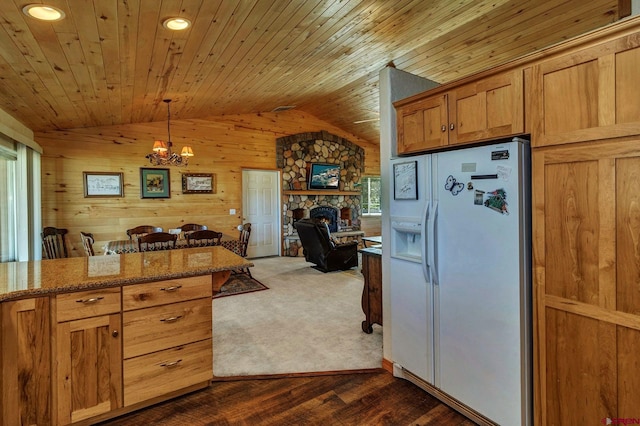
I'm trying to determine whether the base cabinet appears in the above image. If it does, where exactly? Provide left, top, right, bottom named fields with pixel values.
left=361, top=249, right=382, bottom=333
left=122, top=276, right=212, bottom=408
left=55, top=288, right=123, bottom=425
left=1, top=298, right=51, bottom=426
left=533, top=138, right=640, bottom=423
left=49, top=276, right=213, bottom=425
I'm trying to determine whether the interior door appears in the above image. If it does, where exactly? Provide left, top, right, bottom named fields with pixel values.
left=242, top=169, right=280, bottom=258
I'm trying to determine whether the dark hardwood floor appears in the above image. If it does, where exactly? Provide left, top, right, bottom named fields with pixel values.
left=99, top=371, right=477, bottom=425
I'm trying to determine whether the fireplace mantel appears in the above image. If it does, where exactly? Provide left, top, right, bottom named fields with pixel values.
left=283, top=190, right=361, bottom=196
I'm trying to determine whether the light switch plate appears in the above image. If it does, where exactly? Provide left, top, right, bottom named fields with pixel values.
left=229, top=208, right=236, bottom=215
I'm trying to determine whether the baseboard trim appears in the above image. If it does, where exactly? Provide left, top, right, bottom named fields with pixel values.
left=394, top=365, right=496, bottom=426
left=212, top=367, right=386, bottom=382
left=382, top=357, right=394, bottom=373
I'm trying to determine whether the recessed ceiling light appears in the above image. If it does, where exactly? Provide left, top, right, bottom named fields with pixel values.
left=22, top=4, right=65, bottom=21
left=162, top=17, right=191, bottom=31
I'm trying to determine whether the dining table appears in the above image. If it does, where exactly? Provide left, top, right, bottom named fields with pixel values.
left=104, top=233, right=242, bottom=255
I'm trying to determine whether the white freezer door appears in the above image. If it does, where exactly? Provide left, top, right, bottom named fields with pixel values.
left=389, top=155, right=429, bottom=219
left=433, top=141, right=529, bottom=425
left=389, top=257, right=434, bottom=384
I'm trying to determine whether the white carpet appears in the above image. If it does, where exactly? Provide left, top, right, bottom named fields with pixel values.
left=212, top=256, right=383, bottom=376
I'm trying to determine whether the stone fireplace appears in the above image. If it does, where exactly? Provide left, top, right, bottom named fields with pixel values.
left=277, top=131, right=365, bottom=256
left=309, top=206, right=339, bottom=232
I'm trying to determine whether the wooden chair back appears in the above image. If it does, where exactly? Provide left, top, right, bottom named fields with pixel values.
left=127, top=225, right=162, bottom=240
left=41, top=227, right=69, bottom=259
left=137, top=232, right=177, bottom=252
left=179, top=223, right=207, bottom=233
left=239, top=223, right=251, bottom=257
left=80, top=231, right=95, bottom=256
left=186, top=230, right=222, bottom=247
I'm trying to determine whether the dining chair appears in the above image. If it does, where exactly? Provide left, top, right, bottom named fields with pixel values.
left=80, top=231, right=95, bottom=256
left=186, top=229, right=222, bottom=247
left=239, top=223, right=251, bottom=258
left=221, top=223, right=252, bottom=277
left=41, top=227, right=69, bottom=259
left=126, top=225, right=162, bottom=240
left=179, top=223, right=207, bottom=234
left=137, top=232, right=177, bottom=252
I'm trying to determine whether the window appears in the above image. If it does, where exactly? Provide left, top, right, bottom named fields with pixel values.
left=0, top=143, right=17, bottom=262
left=0, top=136, right=41, bottom=262
left=361, top=176, right=381, bottom=215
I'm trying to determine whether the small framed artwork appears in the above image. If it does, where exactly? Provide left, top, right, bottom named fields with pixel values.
left=83, top=172, right=124, bottom=198
left=182, top=173, right=214, bottom=194
left=140, top=168, right=171, bottom=198
left=393, top=161, right=418, bottom=200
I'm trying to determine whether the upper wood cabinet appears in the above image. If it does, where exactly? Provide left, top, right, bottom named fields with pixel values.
left=395, top=69, right=524, bottom=154
left=530, top=32, right=640, bottom=147
left=1, top=298, right=51, bottom=426
left=396, top=94, right=449, bottom=153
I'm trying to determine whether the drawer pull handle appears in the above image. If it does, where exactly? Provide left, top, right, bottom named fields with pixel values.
left=160, top=315, right=183, bottom=323
left=160, top=285, right=182, bottom=292
left=160, top=359, right=182, bottom=368
left=76, top=296, right=104, bottom=304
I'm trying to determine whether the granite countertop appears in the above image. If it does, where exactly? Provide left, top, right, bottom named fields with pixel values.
left=359, top=247, right=382, bottom=256
left=0, top=246, right=253, bottom=302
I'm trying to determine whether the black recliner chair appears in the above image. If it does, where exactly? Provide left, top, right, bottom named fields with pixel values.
left=294, top=218, right=358, bottom=272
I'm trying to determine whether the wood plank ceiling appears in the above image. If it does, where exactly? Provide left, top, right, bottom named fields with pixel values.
left=0, top=0, right=625, bottom=145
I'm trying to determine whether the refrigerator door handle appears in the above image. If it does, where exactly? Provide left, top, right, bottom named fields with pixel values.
left=421, top=201, right=430, bottom=282
left=429, top=201, right=439, bottom=286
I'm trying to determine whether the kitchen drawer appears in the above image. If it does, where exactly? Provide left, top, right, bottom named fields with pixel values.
left=123, top=298, right=212, bottom=359
left=56, top=287, right=121, bottom=322
left=123, top=339, right=212, bottom=406
left=122, top=275, right=212, bottom=311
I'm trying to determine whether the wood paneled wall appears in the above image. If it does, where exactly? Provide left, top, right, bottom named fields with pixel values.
left=36, top=110, right=379, bottom=256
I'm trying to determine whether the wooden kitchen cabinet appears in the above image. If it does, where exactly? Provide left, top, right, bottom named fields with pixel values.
left=396, top=94, right=449, bottom=153
left=395, top=69, right=524, bottom=154
left=122, top=276, right=212, bottom=406
left=532, top=138, right=640, bottom=424
left=1, top=297, right=51, bottom=426
left=55, top=287, right=122, bottom=425
left=530, top=33, right=640, bottom=147
left=360, top=248, right=382, bottom=334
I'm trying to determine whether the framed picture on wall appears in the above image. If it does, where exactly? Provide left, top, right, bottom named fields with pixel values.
left=83, top=172, right=124, bottom=198
left=393, top=161, right=418, bottom=200
left=140, top=168, right=170, bottom=198
left=182, top=173, right=214, bottom=194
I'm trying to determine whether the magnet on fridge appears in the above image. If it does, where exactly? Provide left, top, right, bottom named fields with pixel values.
left=444, top=175, right=464, bottom=196
left=484, top=188, right=508, bottom=215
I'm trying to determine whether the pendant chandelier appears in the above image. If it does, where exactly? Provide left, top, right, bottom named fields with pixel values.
left=146, top=99, right=194, bottom=167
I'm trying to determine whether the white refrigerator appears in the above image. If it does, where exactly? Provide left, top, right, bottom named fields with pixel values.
left=389, top=138, right=531, bottom=426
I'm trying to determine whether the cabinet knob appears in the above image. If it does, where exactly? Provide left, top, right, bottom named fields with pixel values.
left=112, top=330, right=119, bottom=338
left=450, top=123, right=455, bottom=131
left=441, top=125, right=446, bottom=132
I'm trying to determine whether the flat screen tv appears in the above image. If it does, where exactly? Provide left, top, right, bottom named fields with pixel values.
left=309, top=163, right=340, bottom=190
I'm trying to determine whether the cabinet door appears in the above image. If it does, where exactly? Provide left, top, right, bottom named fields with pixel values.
left=56, top=313, right=122, bottom=425
left=531, top=34, right=640, bottom=147
left=532, top=139, right=640, bottom=424
left=449, top=69, right=524, bottom=145
left=1, top=298, right=51, bottom=426
left=397, top=94, right=448, bottom=154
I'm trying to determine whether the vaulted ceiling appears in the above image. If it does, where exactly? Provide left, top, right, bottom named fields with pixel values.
left=0, top=0, right=626, bottom=145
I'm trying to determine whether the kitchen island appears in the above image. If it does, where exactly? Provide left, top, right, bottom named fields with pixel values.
left=0, top=247, right=252, bottom=426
